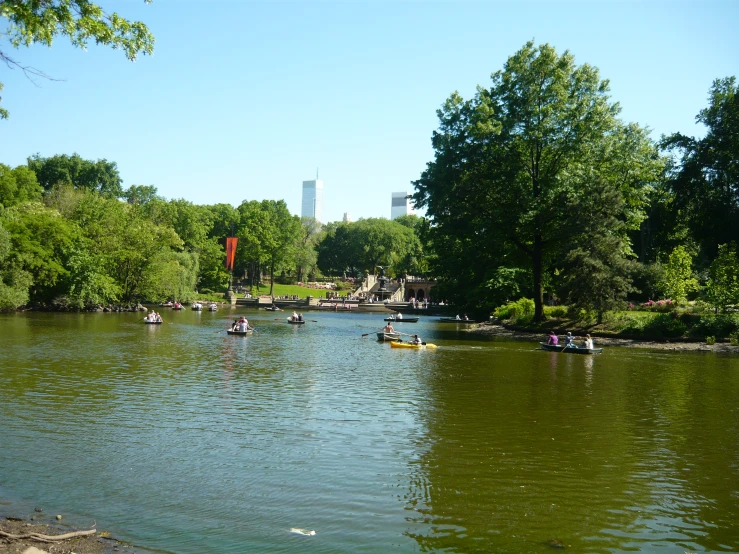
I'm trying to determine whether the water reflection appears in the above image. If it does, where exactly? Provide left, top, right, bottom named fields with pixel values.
left=1, top=314, right=738, bottom=553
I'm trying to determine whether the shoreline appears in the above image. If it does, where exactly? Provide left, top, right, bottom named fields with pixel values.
left=0, top=515, right=108, bottom=554
left=466, top=323, right=739, bottom=353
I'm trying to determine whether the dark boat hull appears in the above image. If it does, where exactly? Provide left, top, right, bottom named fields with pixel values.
left=384, top=317, right=419, bottom=322
left=227, top=329, right=253, bottom=335
left=438, top=318, right=473, bottom=323
left=287, top=319, right=305, bottom=324
left=539, top=342, right=603, bottom=354
left=143, top=320, right=162, bottom=325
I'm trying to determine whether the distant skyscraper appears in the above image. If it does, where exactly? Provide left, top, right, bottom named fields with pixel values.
left=301, top=178, right=323, bottom=222
left=391, top=192, right=414, bottom=220
left=343, top=212, right=351, bottom=223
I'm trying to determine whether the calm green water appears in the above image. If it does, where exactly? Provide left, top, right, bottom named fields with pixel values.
left=1, top=311, right=738, bottom=553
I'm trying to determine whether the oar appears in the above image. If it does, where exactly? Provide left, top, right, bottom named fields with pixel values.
left=362, top=327, right=387, bottom=338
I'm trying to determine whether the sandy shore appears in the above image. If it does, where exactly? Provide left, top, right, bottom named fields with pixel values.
left=466, top=323, right=739, bottom=353
left=0, top=515, right=124, bottom=554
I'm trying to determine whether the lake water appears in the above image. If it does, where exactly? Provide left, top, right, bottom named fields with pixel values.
left=1, top=310, right=738, bottom=553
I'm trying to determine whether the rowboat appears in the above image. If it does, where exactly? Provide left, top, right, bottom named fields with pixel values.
left=377, top=331, right=401, bottom=341
left=192, top=303, right=203, bottom=311
left=287, top=318, right=305, bottom=324
left=143, top=319, right=162, bottom=325
left=539, top=342, right=603, bottom=354
left=264, top=306, right=282, bottom=311
left=438, top=317, right=472, bottom=323
left=227, top=329, right=253, bottom=336
left=384, top=316, right=419, bottom=322
left=208, top=303, right=218, bottom=311
left=390, top=341, right=437, bottom=349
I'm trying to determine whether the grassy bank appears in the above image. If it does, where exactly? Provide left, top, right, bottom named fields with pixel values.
left=494, top=299, right=739, bottom=343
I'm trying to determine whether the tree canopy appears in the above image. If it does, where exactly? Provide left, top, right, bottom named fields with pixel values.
left=0, top=0, right=154, bottom=119
left=413, top=41, right=664, bottom=320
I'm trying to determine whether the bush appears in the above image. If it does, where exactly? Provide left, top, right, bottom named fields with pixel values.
left=494, top=298, right=535, bottom=324
left=620, top=313, right=688, bottom=338
left=544, top=305, right=568, bottom=318
left=706, top=336, right=716, bottom=345
left=689, top=314, right=739, bottom=339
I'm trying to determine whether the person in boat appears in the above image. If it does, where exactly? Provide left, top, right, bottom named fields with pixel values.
left=583, top=334, right=594, bottom=349
left=411, top=334, right=422, bottom=345
left=291, top=311, right=298, bottom=321
left=383, top=322, right=395, bottom=333
left=463, top=314, right=469, bottom=321
left=564, top=332, right=576, bottom=347
left=297, top=313, right=304, bottom=322
left=239, top=318, right=249, bottom=332
left=396, top=312, right=402, bottom=320
left=455, top=314, right=461, bottom=320
left=547, top=331, right=559, bottom=345
left=231, top=319, right=239, bottom=331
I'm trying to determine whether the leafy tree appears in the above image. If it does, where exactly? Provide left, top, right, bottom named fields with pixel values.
left=0, top=164, right=42, bottom=208
left=140, top=250, right=198, bottom=303
left=706, top=242, right=739, bottom=313
left=27, top=153, right=124, bottom=197
left=295, top=217, right=324, bottom=282
left=661, top=77, right=739, bottom=262
left=0, top=0, right=154, bottom=119
left=1, top=202, right=80, bottom=304
left=151, top=198, right=214, bottom=250
left=414, top=41, right=662, bottom=320
left=656, top=245, right=699, bottom=303
left=196, top=237, right=230, bottom=293
left=0, top=219, right=32, bottom=310
left=237, top=200, right=301, bottom=296
left=123, top=184, right=160, bottom=205
left=63, top=242, right=121, bottom=308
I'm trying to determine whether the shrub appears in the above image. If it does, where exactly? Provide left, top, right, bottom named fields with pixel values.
left=730, top=332, right=739, bottom=346
left=621, top=313, right=687, bottom=338
left=494, top=298, right=535, bottom=324
left=706, top=336, right=716, bottom=345
left=544, top=305, right=568, bottom=318
left=689, top=314, right=739, bottom=339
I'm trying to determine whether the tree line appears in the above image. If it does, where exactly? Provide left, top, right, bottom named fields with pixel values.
left=0, top=157, right=429, bottom=310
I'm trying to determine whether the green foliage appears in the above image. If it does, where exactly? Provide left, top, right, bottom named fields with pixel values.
left=619, top=313, right=688, bottom=338
left=0, top=0, right=154, bottom=119
left=689, top=313, right=739, bottom=339
left=494, top=298, right=535, bottom=324
left=27, top=154, right=124, bottom=197
left=0, top=220, right=32, bottom=310
left=316, top=218, right=420, bottom=278
left=544, top=305, right=568, bottom=318
left=706, top=336, right=716, bottom=345
left=0, top=164, right=43, bottom=207
left=413, top=41, right=663, bottom=322
left=140, top=251, right=198, bottom=303
left=706, top=243, right=739, bottom=313
left=657, top=245, right=699, bottom=303
left=660, top=77, right=739, bottom=261
left=63, top=243, right=121, bottom=308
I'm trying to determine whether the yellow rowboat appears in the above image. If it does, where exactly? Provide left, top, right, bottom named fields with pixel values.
left=390, top=341, right=437, bottom=349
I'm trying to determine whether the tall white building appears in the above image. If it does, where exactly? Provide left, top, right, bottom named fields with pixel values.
left=343, top=212, right=351, bottom=223
left=301, top=179, right=323, bottom=222
left=391, top=191, right=414, bottom=220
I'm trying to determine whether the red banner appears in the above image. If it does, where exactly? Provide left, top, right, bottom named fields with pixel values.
left=225, top=237, right=238, bottom=271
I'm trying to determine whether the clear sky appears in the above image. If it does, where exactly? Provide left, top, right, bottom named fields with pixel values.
left=2, top=0, right=737, bottom=223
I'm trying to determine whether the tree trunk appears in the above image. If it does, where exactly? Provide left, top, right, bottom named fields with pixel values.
left=269, top=255, right=275, bottom=297
left=533, top=232, right=544, bottom=322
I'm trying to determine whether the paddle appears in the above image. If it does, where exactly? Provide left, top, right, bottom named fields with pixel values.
left=560, top=343, right=569, bottom=352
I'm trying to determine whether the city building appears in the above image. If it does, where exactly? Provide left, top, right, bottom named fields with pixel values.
left=301, top=178, right=324, bottom=222
left=391, top=192, right=414, bottom=220
left=343, top=212, right=351, bottom=223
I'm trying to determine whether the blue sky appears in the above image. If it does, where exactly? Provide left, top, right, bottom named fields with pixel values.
left=2, top=0, right=737, bottom=223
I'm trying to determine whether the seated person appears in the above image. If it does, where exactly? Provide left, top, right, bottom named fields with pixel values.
left=584, top=334, right=594, bottom=349
left=383, top=323, right=395, bottom=333
left=298, top=313, right=304, bottom=322
left=396, top=312, right=402, bottom=320
left=564, top=332, right=575, bottom=346
left=455, top=314, right=461, bottom=320
left=547, top=331, right=559, bottom=345
left=411, top=334, right=422, bottom=345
